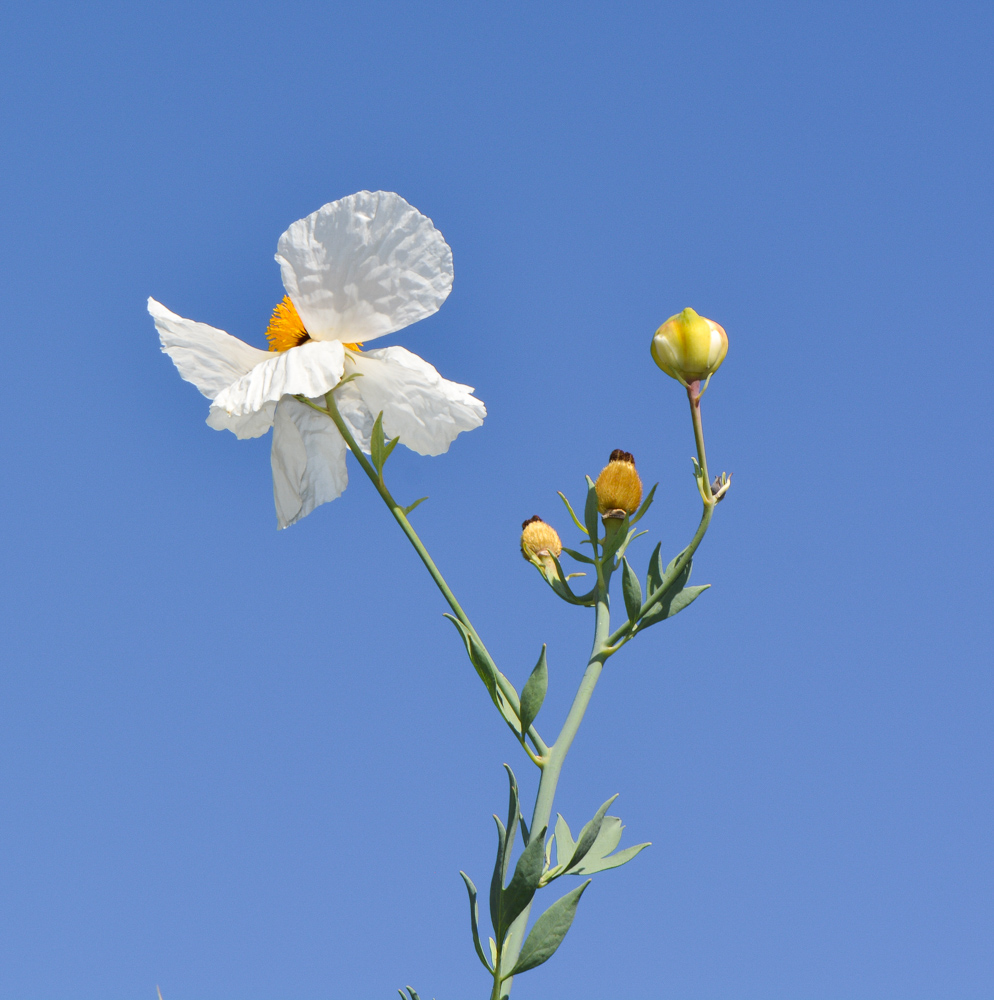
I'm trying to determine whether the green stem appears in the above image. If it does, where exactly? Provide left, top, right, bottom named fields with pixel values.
left=496, top=565, right=614, bottom=998
left=687, top=380, right=712, bottom=502
left=307, top=391, right=551, bottom=759
left=605, top=503, right=713, bottom=649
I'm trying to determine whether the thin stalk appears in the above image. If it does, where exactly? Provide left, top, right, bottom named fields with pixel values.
left=687, top=380, right=713, bottom=502
left=304, top=391, right=550, bottom=758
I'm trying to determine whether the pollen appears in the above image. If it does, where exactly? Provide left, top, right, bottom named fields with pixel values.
left=264, top=295, right=363, bottom=353
left=265, top=296, right=310, bottom=352
left=594, top=450, right=643, bottom=515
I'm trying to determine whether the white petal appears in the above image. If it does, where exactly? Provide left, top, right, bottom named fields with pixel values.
left=148, top=297, right=269, bottom=399
left=350, top=346, right=486, bottom=456
left=206, top=401, right=277, bottom=440
left=211, top=340, right=345, bottom=417
left=335, top=374, right=375, bottom=453
left=271, top=396, right=348, bottom=529
left=275, top=191, right=453, bottom=344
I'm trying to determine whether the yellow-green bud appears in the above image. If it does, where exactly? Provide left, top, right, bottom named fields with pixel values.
left=594, top=450, right=642, bottom=517
left=651, top=307, right=728, bottom=386
left=520, top=516, right=562, bottom=567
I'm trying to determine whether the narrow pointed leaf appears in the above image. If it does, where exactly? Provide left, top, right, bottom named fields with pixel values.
left=570, top=841, right=651, bottom=875
left=564, top=795, right=617, bottom=873
left=583, top=476, right=600, bottom=542
left=370, top=411, right=386, bottom=473
left=630, top=482, right=658, bottom=525
left=505, top=880, right=592, bottom=977
left=639, top=584, right=709, bottom=629
left=560, top=546, right=595, bottom=565
left=554, top=814, right=577, bottom=868
left=489, top=815, right=508, bottom=934
left=443, top=614, right=496, bottom=696
left=502, top=765, right=520, bottom=881
left=557, top=491, right=588, bottom=535
left=401, top=496, right=428, bottom=515
left=498, top=826, right=548, bottom=940
left=621, top=558, right=642, bottom=623
left=519, top=646, right=548, bottom=737
left=646, top=542, right=664, bottom=596
left=460, top=871, right=493, bottom=972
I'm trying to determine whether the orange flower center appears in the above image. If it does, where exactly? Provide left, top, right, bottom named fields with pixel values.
left=265, top=296, right=362, bottom=353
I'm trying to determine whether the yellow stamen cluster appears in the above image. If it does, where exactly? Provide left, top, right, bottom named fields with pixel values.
left=265, top=295, right=363, bottom=353
left=594, top=450, right=643, bottom=516
left=265, top=296, right=310, bottom=352
left=520, top=516, right=562, bottom=562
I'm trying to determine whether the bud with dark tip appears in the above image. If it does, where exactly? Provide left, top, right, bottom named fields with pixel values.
left=521, top=516, right=563, bottom=573
left=594, top=450, right=643, bottom=519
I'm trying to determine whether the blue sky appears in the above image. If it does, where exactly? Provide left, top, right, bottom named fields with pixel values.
left=1, top=2, right=992, bottom=998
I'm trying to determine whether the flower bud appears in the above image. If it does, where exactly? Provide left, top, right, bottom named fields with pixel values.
left=520, top=516, right=562, bottom=567
left=594, top=450, right=642, bottom=517
left=651, top=307, right=728, bottom=386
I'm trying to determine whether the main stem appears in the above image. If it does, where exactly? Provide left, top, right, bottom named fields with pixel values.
left=495, top=560, right=613, bottom=999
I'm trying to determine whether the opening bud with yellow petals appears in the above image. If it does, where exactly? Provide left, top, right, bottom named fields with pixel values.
left=520, top=516, right=563, bottom=575
left=594, top=450, right=642, bottom=519
left=651, top=307, right=728, bottom=387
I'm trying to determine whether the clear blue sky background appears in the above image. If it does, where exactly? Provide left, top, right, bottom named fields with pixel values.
left=1, top=2, right=991, bottom=998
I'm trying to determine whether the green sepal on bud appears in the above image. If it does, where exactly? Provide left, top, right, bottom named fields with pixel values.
left=651, top=307, right=728, bottom=387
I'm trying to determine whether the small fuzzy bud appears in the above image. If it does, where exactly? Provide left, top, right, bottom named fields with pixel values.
left=521, top=516, right=563, bottom=564
left=651, top=307, right=728, bottom=386
left=594, top=450, right=643, bottom=517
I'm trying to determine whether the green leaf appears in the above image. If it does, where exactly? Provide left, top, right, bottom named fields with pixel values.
left=518, top=646, right=548, bottom=738
left=502, top=765, right=521, bottom=878
left=498, top=826, right=548, bottom=941
left=560, top=546, right=595, bottom=565
left=639, top=584, right=710, bottom=629
left=400, top=496, right=428, bottom=516
left=554, top=814, right=577, bottom=868
left=646, top=542, right=664, bottom=596
left=629, top=482, right=658, bottom=525
left=557, top=491, right=588, bottom=536
left=370, top=411, right=400, bottom=476
left=621, top=558, right=642, bottom=623
left=571, top=839, right=651, bottom=875
left=443, top=614, right=496, bottom=696
left=583, top=476, right=600, bottom=543
left=505, top=880, right=592, bottom=977
left=567, top=814, right=650, bottom=875
left=489, top=814, right=507, bottom=934
left=460, top=871, right=493, bottom=972
left=564, top=795, right=617, bottom=873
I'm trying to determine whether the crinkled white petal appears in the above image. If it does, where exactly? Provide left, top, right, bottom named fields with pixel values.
left=350, top=346, right=485, bottom=456
left=211, top=340, right=346, bottom=417
left=149, top=297, right=270, bottom=399
left=206, top=400, right=278, bottom=440
left=334, top=374, right=376, bottom=453
left=271, top=396, right=348, bottom=530
left=275, top=191, right=453, bottom=345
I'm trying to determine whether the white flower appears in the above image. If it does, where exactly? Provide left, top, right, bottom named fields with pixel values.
left=150, top=191, right=486, bottom=529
